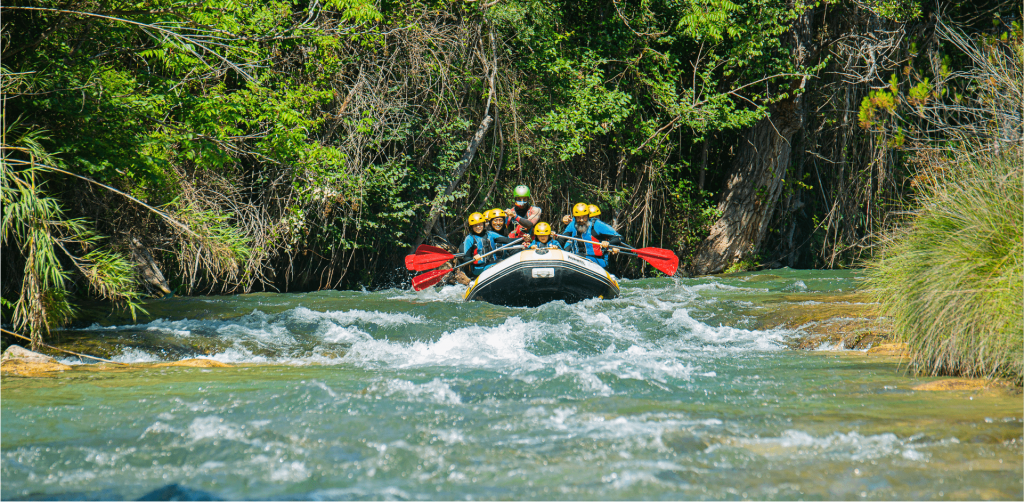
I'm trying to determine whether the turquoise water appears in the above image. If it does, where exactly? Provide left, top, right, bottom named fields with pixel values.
left=2, top=269, right=1021, bottom=500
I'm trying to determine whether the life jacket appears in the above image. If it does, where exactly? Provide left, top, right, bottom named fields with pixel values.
left=530, top=238, right=561, bottom=250
left=566, top=221, right=603, bottom=258
left=487, top=231, right=509, bottom=259
left=506, top=206, right=541, bottom=239
left=463, top=232, right=493, bottom=261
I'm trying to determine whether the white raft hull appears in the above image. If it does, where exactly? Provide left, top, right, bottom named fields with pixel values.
left=464, top=248, right=619, bottom=307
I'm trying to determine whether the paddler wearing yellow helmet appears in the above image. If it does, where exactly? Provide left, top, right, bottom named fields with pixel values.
left=529, top=222, right=562, bottom=249
left=557, top=202, right=622, bottom=268
left=561, top=203, right=604, bottom=225
left=485, top=207, right=518, bottom=259
left=460, top=212, right=495, bottom=277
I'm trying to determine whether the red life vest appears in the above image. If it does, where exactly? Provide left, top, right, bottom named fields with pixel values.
left=506, top=206, right=541, bottom=238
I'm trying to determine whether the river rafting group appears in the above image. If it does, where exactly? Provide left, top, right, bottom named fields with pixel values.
left=405, top=185, right=679, bottom=307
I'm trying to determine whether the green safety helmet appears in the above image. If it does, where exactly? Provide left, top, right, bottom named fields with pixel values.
left=513, top=185, right=531, bottom=198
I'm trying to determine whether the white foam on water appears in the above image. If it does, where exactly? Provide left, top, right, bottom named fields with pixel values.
left=269, top=461, right=311, bottom=482
left=785, top=280, right=808, bottom=291
left=719, top=429, right=925, bottom=462
left=525, top=410, right=724, bottom=455
left=188, top=415, right=247, bottom=441
left=601, top=469, right=665, bottom=489
left=569, top=304, right=643, bottom=343
left=322, top=323, right=372, bottom=343
left=377, top=378, right=463, bottom=405
left=554, top=362, right=615, bottom=396
left=206, top=347, right=268, bottom=364
left=292, top=306, right=423, bottom=328
left=112, top=347, right=160, bottom=363
left=343, top=317, right=548, bottom=371
left=687, top=282, right=752, bottom=293
left=217, top=320, right=295, bottom=347
left=664, top=308, right=788, bottom=352
left=387, top=284, right=467, bottom=302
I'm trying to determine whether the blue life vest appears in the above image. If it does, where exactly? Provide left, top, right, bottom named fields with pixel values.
left=529, top=238, right=561, bottom=250
left=487, top=231, right=509, bottom=259
left=564, top=220, right=619, bottom=268
left=461, top=233, right=494, bottom=276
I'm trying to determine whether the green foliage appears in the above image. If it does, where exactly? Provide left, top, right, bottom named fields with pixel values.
left=866, top=152, right=1023, bottom=384
left=2, top=0, right=830, bottom=300
left=2, top=126, right=145, bottom=347
left=858, top=89, right=897, bottom=129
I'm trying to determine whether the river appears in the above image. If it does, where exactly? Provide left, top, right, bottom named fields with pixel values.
left=2, top=269, right=1021, bottom=500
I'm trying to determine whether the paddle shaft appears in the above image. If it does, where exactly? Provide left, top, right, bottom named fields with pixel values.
left=556, top=234, right=679, bottom=276
left=452, top=238, right=524, bottom=270
left=555, top=234, right=631, bottom=251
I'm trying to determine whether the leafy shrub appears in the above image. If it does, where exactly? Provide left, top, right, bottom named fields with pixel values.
left=867, top=151, right=1023, bottom=384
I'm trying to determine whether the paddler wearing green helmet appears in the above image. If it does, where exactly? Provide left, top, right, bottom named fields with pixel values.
left=504, top=185, right=542, bottom=240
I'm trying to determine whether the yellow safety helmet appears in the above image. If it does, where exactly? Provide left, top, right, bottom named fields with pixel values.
left=468, top=212, right=487, bottom=226
left=572, top=202, right=591, bottom=217
left=534, top=222, right=552, bottom=236
left=588, top=204, right=601, bottom=217
left=485, top=208, right=504, bottom=220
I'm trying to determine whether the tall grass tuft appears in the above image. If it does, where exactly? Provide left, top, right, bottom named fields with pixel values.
left=867, top=150, right=1023, bottom=384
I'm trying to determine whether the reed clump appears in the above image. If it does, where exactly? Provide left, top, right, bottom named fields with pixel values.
left=867, top=151, right=1023, bottom=384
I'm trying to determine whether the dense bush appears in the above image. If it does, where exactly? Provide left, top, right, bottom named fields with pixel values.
left=868, top=152, right=1023, bottom=383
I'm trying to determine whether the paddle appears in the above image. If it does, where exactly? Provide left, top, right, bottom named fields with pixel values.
left=556, top=235, right=679, bottom=276
left=405, top=244, right=467, bottom=271
left=411, top=238, right=524, bottom=291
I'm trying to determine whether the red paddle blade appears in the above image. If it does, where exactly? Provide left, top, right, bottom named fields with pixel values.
left=633, top=247, right=679, bottom=276
left=411, top=269, right=452, bottom=291
left=406, top=253, right=455, bottom=271
left=415, top=244, right=449, bottom=255
left=405, top=246, right=456, bottom=271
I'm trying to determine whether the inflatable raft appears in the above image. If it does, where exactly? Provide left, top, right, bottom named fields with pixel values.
left=464, top=248, right=619, bottom=307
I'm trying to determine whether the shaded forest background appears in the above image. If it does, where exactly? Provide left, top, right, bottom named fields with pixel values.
left=2, top=0, right=1020, bottom=317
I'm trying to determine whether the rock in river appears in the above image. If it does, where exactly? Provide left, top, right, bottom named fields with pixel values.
left=1, top=344, right=72, bottom=377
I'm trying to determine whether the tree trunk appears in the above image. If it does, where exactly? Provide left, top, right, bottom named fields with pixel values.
left=690, top=100, right=806, bottom=275
left=130, top=236, right=172, bottom=296
left=690, top=7, right=814, bottom=275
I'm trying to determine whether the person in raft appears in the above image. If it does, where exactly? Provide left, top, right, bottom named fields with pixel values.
left=486, top=208, right=507, bottom=236
left=528, top=222, right=562, bottom=249
left=504, top=185, right=541, bottom=242
left=556, top=202, right=621, bottom=268
left=560, top=203, right=605, bottom=227
left=485, top=207, right=518, bottom=259
left=461, top=212, right=495, bottom=278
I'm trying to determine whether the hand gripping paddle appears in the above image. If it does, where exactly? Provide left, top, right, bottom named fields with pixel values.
left=410, top=238, right=523, bottom=291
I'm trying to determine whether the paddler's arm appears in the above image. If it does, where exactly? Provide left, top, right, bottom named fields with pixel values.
left=508, top=212, right=536, bottom=232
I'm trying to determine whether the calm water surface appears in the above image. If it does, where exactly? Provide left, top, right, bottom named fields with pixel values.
left=2, top=269, right=1021, bottom=500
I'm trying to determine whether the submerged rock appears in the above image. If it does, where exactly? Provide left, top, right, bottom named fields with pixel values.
left=136, top=483, right=222, bottom=501
left=866, top=342, right=909, bottom=357
left=912, top=378, right=996, bottom=391
left=2, top=344, right=55, bottom=364
left=152, top=358, right=232, bottom=368
left=1, top=345, right=72, bottom=377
